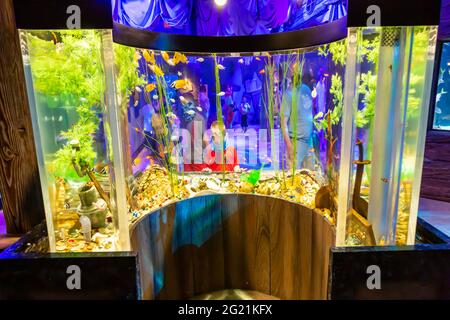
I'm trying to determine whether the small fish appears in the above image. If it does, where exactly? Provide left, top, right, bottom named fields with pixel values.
left=171, top=79, right=191, bottom=90
left=142, top=50, right=155, bottom=64
left=173, top=52, right=188, bottom=64
left=146, top=156, right=152, bottom=160
left=135, top=86, right=142, bottom=93
left=145, top=83, right=156, bottom=92
left=179, top=96, right=188, bottom=104
left=311, top=88, right=318, bottom=99
left=255, top=57, right=261, bottom=61
left=161, top=51, right=171, bottom=62
left=196, top=107, right=203, bottom=112
left=259, top=69, right=265, bottom=74
left=217, top=64, right=225, bottom=70
left=149, top=64, right=164, bottom=77
left=135, top=127, right=140, bottom=133
left=196, top=57, right=205, bottom=63
left=58, top=116, right=63, bottom=122
left=238, top=58, right=244, bottom=64
left=167, top=112, right=177, bottom=119
left=134, top=157, right=142, bottom=166
left=170, top=98, right=176, bottom=103
left=178, top=71, right=182, bottom=77
left=80, top=97, right=87, bottom=102
left=153, top=95, right=159, bottom=100
left=217, top=92, right=225, bottom=97
left=186, top=110, right=195, bottom=115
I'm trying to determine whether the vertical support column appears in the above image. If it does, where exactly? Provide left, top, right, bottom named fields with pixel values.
left=336, top=28, right=359, bottom=247
left=0, top=0, right=45, bottom=234
left=100, top=31, right=131, bottom=251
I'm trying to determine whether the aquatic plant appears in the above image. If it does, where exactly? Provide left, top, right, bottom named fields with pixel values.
left=27, top=31, right=106, bottom=181
left=213, top=54, right=226, bottom=182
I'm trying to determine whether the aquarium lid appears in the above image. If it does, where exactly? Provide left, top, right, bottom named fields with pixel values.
left=112, top=17, right=348, bottom=53
left=347, top=0, right=441, bottom=27
left=13, top=0, right=113, bottom=30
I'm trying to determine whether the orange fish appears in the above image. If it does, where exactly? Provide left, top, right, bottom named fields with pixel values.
left=143, top=49, right=155, bottom=64
left=149, top=64, right=164, bottom=77
left=171, top=79, right=192, bottom=90
left=133, top=157, right=142, bottom=166
left=259, top=69, right=265, bottom=74
left=173, top=52, right=188, bottom=65
left=145, top=83, right=156, bottom=92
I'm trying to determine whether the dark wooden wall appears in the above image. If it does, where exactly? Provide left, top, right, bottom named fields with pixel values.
left=0, top=0, right=44, bottom=234
left=131, top=194, right=335, bottom=300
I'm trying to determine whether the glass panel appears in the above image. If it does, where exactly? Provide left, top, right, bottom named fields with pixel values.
left=338, top=26, right=438, bottom=246
left=112, top=42, right=347, bottom=226
left=20, top=29, right=130, bottom=252
left=433, top=42, right=450, bottom=130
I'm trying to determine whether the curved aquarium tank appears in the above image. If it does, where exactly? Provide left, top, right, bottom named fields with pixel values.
left=15, top=0, right=440, bottom=255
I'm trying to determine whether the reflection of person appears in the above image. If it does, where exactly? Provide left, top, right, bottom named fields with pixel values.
left=223, top=85, right=234, bottom=129
left=281, top=74, right=314, bottom=170
left=204, top=121, right=239, bottom=172
left=240, top=96, right=251, bottom=133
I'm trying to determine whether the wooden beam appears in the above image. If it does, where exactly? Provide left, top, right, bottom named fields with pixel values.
left=0, top=0, right=45, bottom=234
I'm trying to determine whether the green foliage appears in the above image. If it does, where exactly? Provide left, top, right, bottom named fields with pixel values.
left=28, top=31, right=104, bottom=107
left=355, top=72, right=377, bottom=128
left=315, top=74, right=343, bottom=131
left=113, top=44, right=146, bottom=109
left=241, top=164, right=265, bottom=186
left=27, top=30, right=104, bottom=180
left=318, top=40, right=347, bottom=66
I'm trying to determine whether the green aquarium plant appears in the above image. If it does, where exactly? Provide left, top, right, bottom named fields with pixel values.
left=27, top=30, right=106, bottom=181
left=241, top=163, right=265, bottom=187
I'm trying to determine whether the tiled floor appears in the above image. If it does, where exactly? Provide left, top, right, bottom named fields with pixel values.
left=418, top=197, right=450, bottom=238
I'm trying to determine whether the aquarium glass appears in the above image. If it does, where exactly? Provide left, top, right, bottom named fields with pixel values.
left=337, top=26, right=438, bottom=246
left=20, top=29, right=130, bottom=252
left=113, top=42, right=347, bottom=226
left=432, top=42, right=450, bottom=130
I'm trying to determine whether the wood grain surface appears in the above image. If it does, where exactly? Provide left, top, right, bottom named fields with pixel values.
left=0, top=0, right=45, bottom=234
left=131, top=194, right=335, bottom=300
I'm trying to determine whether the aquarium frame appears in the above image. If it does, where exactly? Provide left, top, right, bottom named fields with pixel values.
left=112, top=17, right=348, bottom=53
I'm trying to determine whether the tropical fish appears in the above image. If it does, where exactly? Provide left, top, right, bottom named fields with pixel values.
left=167, top=112, right=177, bottom=119
left=143, top=49, right=155, bottom=64
left=179, top=96, right=188, bottom=104
left=145, top=83, right=156, bottom=92
left=135, top=86, right=142, bottom=93
left=217, top=64, right=226, bottom=70
left=170, top=98, right=176, bottom=103
left=217, top=92, right=225, bottom=97
left=259, top=69, right=265, bottom=75
left=134, top=157, right=142, bottom=166
left=80, top=97, right=87, bottom=102
left=161, top=51, right=173, bottom=66
left=149, top=64, right=164, bottom=77
left=196, top=57, right=205, bottom=63
left=238, top=58, right=244, bottom=64
left=135, top=127, right=140, bottom=133
left=153, top=94, right=159, bottom=100
left=171, top=79, right=191, bottom=90
left=196, top=107, right=203, bottom=112
left=186, top=110, right=195, bottom=115
left=178, top=71, right=182, bottom=77
left=173, top=52, right=188, bottom=64
left=311, top=88, right=318, bottom=99
left=255, top=57, right=261, bottom=61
